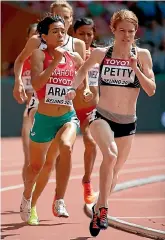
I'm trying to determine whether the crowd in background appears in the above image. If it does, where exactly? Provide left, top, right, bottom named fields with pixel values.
left=3, top=1, right=165, bottom=75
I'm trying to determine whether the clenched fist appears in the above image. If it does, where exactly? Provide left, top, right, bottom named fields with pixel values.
left=65, top=88, right=76, bottom=100
left=83, top=88, right=93, bottom=102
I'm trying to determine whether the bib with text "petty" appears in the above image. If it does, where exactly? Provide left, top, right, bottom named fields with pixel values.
left=101, top=58, right=135, bottom=86
left=45, top=84, right=72, bottom=106
left=88, top=64, right=99, bottom=86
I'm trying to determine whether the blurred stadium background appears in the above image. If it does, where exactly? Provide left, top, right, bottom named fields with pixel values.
left=1, top=1, right=165, bottom=137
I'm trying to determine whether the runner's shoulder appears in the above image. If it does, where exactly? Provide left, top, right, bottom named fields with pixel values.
left=27, top=35, right=41, bottom=49
left=73, top=37, right=86, bottom=48
left=31, top=48, right=45, bottom=60
left=91, top=47, right=107, bottom=58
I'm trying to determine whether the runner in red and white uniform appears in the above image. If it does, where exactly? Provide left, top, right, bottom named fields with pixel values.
left=20, top=15, right=83, bottom=224
left=13, top=1, right=92, bottom=225
left=73, top=18, right=100, bottom=204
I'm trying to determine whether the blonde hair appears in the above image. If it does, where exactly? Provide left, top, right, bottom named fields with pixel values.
left=50, top=0, right=73, bottom=16
left=110, top=9, right=138, bottom=31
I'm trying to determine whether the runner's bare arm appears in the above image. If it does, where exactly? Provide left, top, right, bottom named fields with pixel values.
left=135, top=48, right=156, bottom=96
left=72, top=48, right=105, bottom=90
left=14, top=35, right=41, bottom=82
left=74, top=38, right=90, bottom=89
left=31, top=48, right=64, bottom=91
left=70, top=52, right=84, bottom=70
left=13, top=36, right=41, bottom=103
left=74, top=38, right=86, bottom=60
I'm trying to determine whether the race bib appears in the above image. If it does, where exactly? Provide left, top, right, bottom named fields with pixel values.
left=28, top=92, right=39, bottom=109
left=101, top=58, right=135, bottom=86
left=22, top=76, right=32, bottom=90
left=88, top=64, right=99, bottom=86
left=45, top=84, right=73, bottom=106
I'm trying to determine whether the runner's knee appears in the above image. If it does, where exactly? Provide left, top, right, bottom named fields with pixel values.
left=30, top=162, right=43, bottom=174
left=83, top=135, right=96, bottom=152
left=102, top=143, right=118, bottom=167
left=43, top=160, right=54, bottom=172
left=59, top=141, right=72, bottom=156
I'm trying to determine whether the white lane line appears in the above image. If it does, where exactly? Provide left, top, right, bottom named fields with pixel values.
left=1, top=174, right=84, bottom=192
left=109, top=198, right=165, bottom=202
left=2, top=157, right=165, bottom=169
left=1, top=170, right=21, bottom=176
left=113, top=216, right=165, bottom=219
left=120, top=165, right=165, bottom=174
left=1, top=164, right=165, bottom=176
left=1, top=172, right=165, bottom=194
left=1, top=184, right=24, bottom=192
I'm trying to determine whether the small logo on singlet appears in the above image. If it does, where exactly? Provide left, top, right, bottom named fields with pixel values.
left=69, top=61, right=73, bottom=67
left=87, top=109, right=97, bottom=121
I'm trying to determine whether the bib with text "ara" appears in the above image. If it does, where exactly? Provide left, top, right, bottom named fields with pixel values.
left=101, top=58, right=135, bottom=86
left=88, top=63, right=99, bottom=86
left=45, top=84, right=72, bottom=106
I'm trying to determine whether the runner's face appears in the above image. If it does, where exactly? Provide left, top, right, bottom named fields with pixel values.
left=113, top=20, right=136, bottom=46
left=28, top=27, right=37, bottom=39
left=74, top=25, right=94, bottom=50
left=43, top=21, right=65, bottom=47
left=52, top=7, right=73, bottom=32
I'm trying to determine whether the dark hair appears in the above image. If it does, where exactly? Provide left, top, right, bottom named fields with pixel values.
left=27, top=23, right=38, bottom=37
left=37, top=15, right=65, bottom=37
left=73, top=17, right=97, bottom=48
left=73, top=17, right=96, bottom=33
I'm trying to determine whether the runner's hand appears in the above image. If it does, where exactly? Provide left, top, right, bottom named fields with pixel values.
left=53, top=47, right=66, bottom=62
left=13, top=80, right=27, bottom=104
left=129, top=52, right=138, bottom=71
left=83, top=88, right=93, bottom=102
left=65, top=88, right=76, bottom=100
